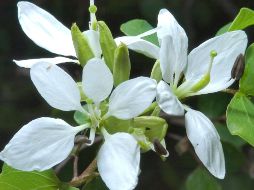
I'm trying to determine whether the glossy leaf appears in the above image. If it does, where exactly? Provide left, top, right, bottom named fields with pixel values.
left=120, top=19, right=159, bottom=46
left=226, top=92, right=254, bottom=146
left=240, top=43, right=254, bottom=96
left=185, top=167, right=222, bottom=190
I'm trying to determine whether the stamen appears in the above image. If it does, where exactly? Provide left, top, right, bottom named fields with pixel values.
left=190, top=50, right=217, bottom=92
left=153, top=139, right=168, bottom=156
left=231, top=54, right=245, bottom=80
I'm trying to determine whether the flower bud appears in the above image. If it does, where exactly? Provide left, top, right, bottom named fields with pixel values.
left=231, top=54, right=245, bottom=80
left=71, top=23, right=94, bottom=66
left=98, top=21, right=117, bottom=71
left=150, top=60, right=162, bottom=83
left=113, top=43, right=131, bottom=86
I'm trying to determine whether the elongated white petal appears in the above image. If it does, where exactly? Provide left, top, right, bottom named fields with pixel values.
left=108, top=77, right=157, bottom=119
left=160, top=35, right=175, bottom=83
left=18, top=1, right=75, bottom=56
left=31, top=62, right=83, bottom=112
left=186, top=30, right=248, bottom=94
left=97, top=133, right=140, bottom=190
left=14, top=57, right=78, bottom=68
left=115, top=36, right=159, bottom=59
left=185, top=108, right=225, bottom=179
left=82, top=58, right=113, bottom=104
left=83, top=30, right=102, bottom=58
left=156, top=81, right=184, bottom=116
left=0, top=117, right=82, bottom=171
left=157, top=9, right=188, bottom=83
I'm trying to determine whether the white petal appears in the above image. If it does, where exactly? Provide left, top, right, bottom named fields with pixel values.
left=156, top=81, right=184, bottom=116
left=115, top=36, right=159, bottom=59
left=157, top=9, right=188, bottom=83
left=108, top=77, right=157, bottom=119
left=83, top=30, right=102, bottom=58
left=31, top=62, right=83, bottom=112
left=97, top=133, right=140, bottom=190
left=185, top=108, right=225, bottom=179
left=14, top=57, right=78, bottom=68
left=186, top=30, right=248, bottom=94
left=17, top=1, right=75, bottom=56
left=159, top=35, right=175, bottom=83
left=0, top=117, right=81, bottom=171
left=82, top=58, right=113, bottom=103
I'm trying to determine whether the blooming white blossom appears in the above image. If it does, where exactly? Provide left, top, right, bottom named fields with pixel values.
left=14, top=1, right=101, bottom=68
left=0, top=58, right=157, bottom=190
left=117, top=9, right=248, bottom=179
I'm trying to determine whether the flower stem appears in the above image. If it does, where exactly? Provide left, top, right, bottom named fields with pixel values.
left=222, top=88, right=238, bottom=95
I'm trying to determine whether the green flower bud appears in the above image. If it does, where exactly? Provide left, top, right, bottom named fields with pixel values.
left=113, top=43, right=131, bottom=86
left=71, top=23, right=94, bottom=66
left=98, top=21, right=117, bottom=71
left=134, top=116, right=168, bottom=141
left=150, top=60, right=162, bottom=83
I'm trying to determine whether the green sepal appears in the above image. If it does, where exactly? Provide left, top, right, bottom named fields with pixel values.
left=98, top=21, right=117, bottom=71
left=104, top=116, right=133, bottom=134
left=71, top=23, right=94, bottom=66
left=134, top=116, right=168, bottom=141
left=150, top=60, right=162, bottom=83
left=113, top=43, right=131, bottom=86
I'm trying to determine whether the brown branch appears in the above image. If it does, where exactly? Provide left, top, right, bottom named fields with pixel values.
left=69, top=158, right=98, bottom=187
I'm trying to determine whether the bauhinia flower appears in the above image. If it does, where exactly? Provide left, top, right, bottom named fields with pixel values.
left=14, top=1, right=101, bottom=68
left=117, top=9, right=248, bottom=179
left=0, top=58, right=157, bottom=190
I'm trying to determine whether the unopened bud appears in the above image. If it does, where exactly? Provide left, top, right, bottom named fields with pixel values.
left=153, top=138, right=168, bottom=156
left=113, top=43, right=131, bottom=86
left=231, top=54, right=245, bottom=80
left=71, top=23, right=94, bottom=66
left=98, top=21, right=117, bottom=72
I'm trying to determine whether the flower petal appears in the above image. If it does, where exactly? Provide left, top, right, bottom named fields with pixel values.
left=31, top=62, right=83, bottom=112
left=82, top=58, right=113, bottom=104
left=0, top=117, right=81, bottom=171
left=83, top=30, right=102, bottom=58
left=17, top=1, right=75, bottom=56
left=185, top=108, right=225, bottom=179
left=97, top=133, right=140, bottom=190
left=115, top=36, right=159, bottom=59
left=157, top=9, right=188, bottom=84
left=14, top=57, right=78, bottom=68
left=156, top=81, right=184, bottom=116
left=186, top=30, right=248, bottom=94
left=108, top=77, right=157, bottom=119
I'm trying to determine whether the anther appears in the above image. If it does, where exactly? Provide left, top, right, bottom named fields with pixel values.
left=231, top=54, right=245, bottom=80
left=153, top=139, right=168, bottom=156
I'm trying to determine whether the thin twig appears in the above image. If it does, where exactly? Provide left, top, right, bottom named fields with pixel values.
left=70, top=158, right=98, bottom=187
left=73, top=155, right=79, bottom=178
left=222, top=88, right=238, bottom=95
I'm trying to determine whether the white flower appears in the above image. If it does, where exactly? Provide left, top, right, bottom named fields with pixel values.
left=14, top=1, right=101, bottom=68
left=0, top=58, right=157, bottom=190
left=118, top=9, right=248, bottom=179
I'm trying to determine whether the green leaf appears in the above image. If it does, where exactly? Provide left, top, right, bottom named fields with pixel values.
left=134, top=116, right=168, bottom=141
left=0, top=164, right=60, bottom=190
left=83, top=176, right=108, bottom=190
left=215, top=123, right=245, bottom=149
left=222, top=142, right=245, bottom=173
left=185, top=167, right=222, bottom=190
left=98, top=21, right=117, bottom=72
left=226, top=92, right=254, bottom=146
left=120, top=19, right=159, bottom=46
left=71, top=23, right=94, bottom=66
left=197, top=92, right=231, bottom=118
left=240, top=44, right=254, bottom=96
left=228, top=8, right=254, bottom=31
left=216, top=22, right=231, bottom=36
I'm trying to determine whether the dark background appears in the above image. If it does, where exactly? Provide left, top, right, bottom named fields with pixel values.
left=1, top=0, right=254, bottom=189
